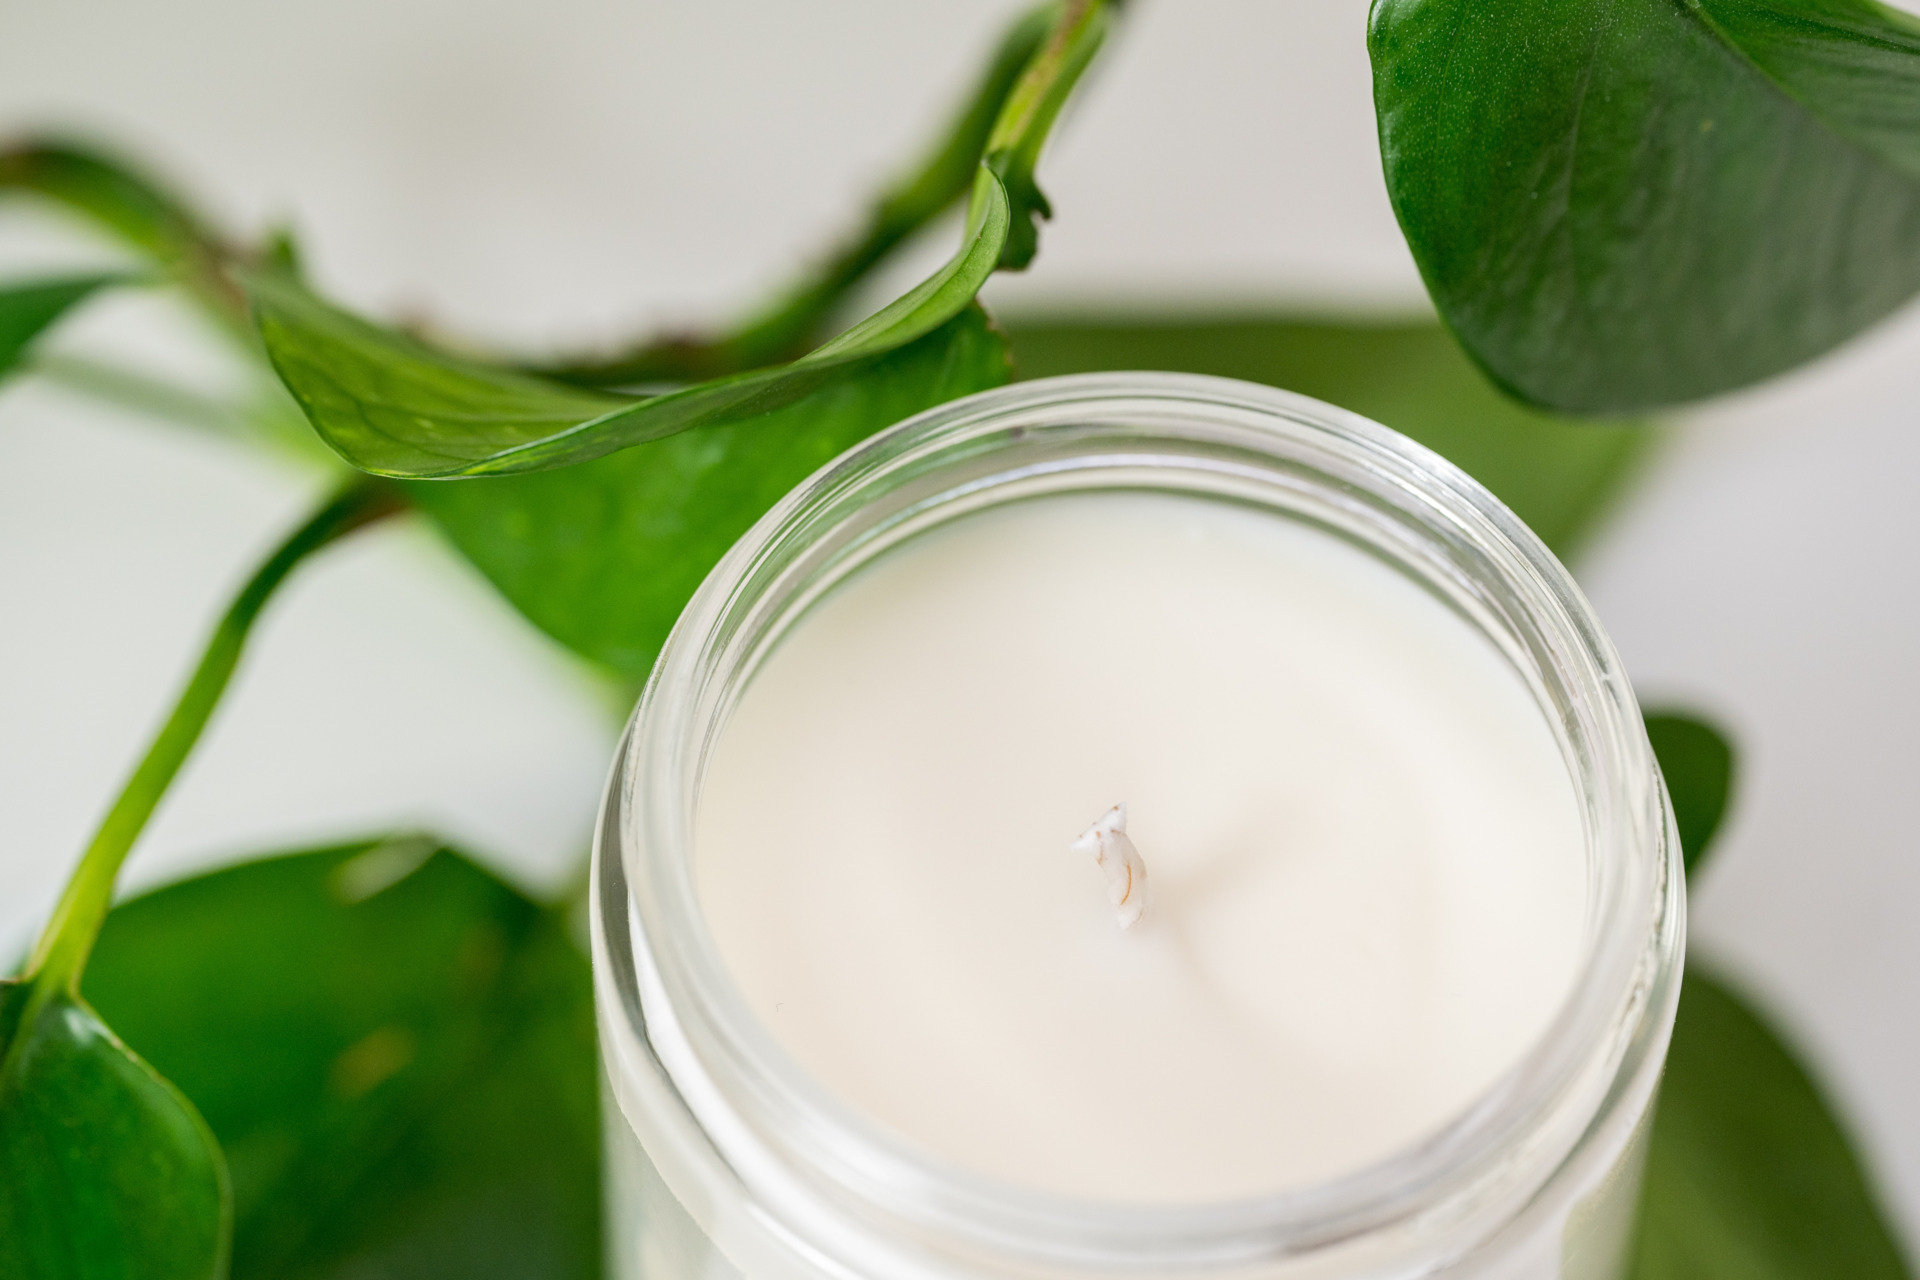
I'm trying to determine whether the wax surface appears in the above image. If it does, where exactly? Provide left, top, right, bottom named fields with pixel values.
left=695, top=492, right=1586, bottom=1203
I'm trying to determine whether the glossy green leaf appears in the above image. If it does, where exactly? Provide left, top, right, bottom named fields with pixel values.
left=82, top=838, right=599, bottom=1280
left=1645, top=711, right=1737, bottom=876
left=1369, top=0, right=1920, bottom=412
left=1691, top=0, right=1920, bottom=180
left=1632, top=969, right=1912, bottom=1279
left=248, top=195, right=1009, bottom=479
left=0, top=983, right=230, bottom=1280
left=0, top=274, right=134, bottom=380
left=412, top=305, right=1011, bottom=678
left=250, top=2, right=1106, bottom=478
left=1005, top=316, right=1648, bottom=557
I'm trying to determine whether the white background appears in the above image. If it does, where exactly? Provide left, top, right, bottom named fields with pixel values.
left=2, top=0, right=1915, bottom=1246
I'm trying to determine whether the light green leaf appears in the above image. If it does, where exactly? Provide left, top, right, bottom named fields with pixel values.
left=249, top=2, right=1107, bottom=479
left=248, top=185, right=1008, bottom=480
left=1004, top=316, right=1648, bottom=558
left=0, top=983, right=231, bottom=1280
left=411, top=306, right=1011, bottom=678
left=248, top=275, right=633, bottom=477
left=1, top=274, right=135, bottom=380
left=1369, top=0, right=1920, bottom=412
left=83, top=838, right=599, bottom=1280
left=1644, top=712, right=1737, bottom=876
left=1633, top=969, right=1912, bottom=1279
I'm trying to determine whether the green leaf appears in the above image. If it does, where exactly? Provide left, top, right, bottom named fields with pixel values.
left=1632, top=969, right=1912, bottom=1279
left=250, top=2, right=1107, bottom=479
left=1691, top=0, right=1920, bottom=179
left=0, top=274, right=134, bottom=380
left=1004, top=315, right=1648, bottom=558
left=1645, top=711, right=1737, bottom=876
left=247, top=188, right=1009, bottom=479
left=981, top=0, right=1110, bottom=270
left=0, top=984, right=230, bottom=1280
left=1369, top=0, right=1920, bottom=412
left=411, top=305, right=1012, bottom=678
left=82, top=837, right=599, bottom=1280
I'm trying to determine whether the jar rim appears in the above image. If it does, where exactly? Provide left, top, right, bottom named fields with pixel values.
left=597, top=372, right=1683, bottom=1274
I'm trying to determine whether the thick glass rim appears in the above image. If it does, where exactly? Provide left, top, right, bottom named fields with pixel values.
left=600, top=372, right=1683, bottom=1274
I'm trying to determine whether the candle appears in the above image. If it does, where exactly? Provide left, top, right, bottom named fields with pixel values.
left=593, top=375, right=1682, bottom=1280
left=694, top=489, right=1587, bottom=1203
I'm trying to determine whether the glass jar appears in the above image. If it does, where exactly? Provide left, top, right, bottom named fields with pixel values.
left=590, top=373, right=1683, bottom=1280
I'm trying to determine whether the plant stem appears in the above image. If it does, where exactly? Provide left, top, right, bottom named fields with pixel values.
left=20, top=477, right=405, bottom=1001
left=29, top=352, right=253, bottom=437
left=30, top=351, right=350, bottom=470
left=0, top=142, right=251, bottom=337
left=531, top=2, right=1059, bottom=387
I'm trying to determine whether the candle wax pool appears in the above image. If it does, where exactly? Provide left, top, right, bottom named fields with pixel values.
left=694, top=490, right=1586, bottom=1204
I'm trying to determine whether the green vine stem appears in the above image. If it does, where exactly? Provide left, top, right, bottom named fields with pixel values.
left=15, top=478, right=405, bottom=1012
left=532, top=2, right=1061, bottom=388
left=0, top=142, right=250, bottom=337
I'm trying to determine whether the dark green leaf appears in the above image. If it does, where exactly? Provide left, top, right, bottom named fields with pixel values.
left=1693, top=0, right=1920, bottom=179
left=0, top=274, right=134, bottom=380
left=1645, top=711, right=1737, bottom=876
left=0, top=983, right=230, bottom=1280
left=412, top=306, right=1012, bottom=678
left=1005, top=315, right=1648, bottom=557
left=1369, top=0, right=1920, bottom=412
left=82, top=837, right=599, bottom=1280
left=1632, top=969, right=1911, bottom=1279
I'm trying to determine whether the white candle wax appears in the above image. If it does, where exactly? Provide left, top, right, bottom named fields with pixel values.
left=694, top=489, right=1587, bottom=1204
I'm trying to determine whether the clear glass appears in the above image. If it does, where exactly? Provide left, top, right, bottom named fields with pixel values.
left=591, top=373, right=1684, bottom=1280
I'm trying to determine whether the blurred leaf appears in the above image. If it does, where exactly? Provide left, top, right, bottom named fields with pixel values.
left=1005, top=316, right=1647, bottom=557
left=1633, top=969, right=1912, bottom=1279
left=1369, top=0, right=1920, bottom=413
left=0, top=142, right=225, bottom=268
left=0, top=983, right=230, bottom=1280
left=250, top=3, right=1107, bottom=479
left=540, top=2, right=1060, bottom=386
left=0, top=274, right=134, bottom=380
left=83, top=838, right=598, bottom=1280
left=1645, top=712, right=1738, bottom=876
left=411, top=305, right=1011, bottom=679
left=0, top=142, right=245, bottom=324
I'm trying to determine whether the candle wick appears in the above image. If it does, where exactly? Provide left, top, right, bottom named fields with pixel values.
left=1071, top=803, right=1150, bottom=929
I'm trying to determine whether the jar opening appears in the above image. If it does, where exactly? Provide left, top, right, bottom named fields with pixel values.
left=598, top=373, right=1682, bottom=1274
